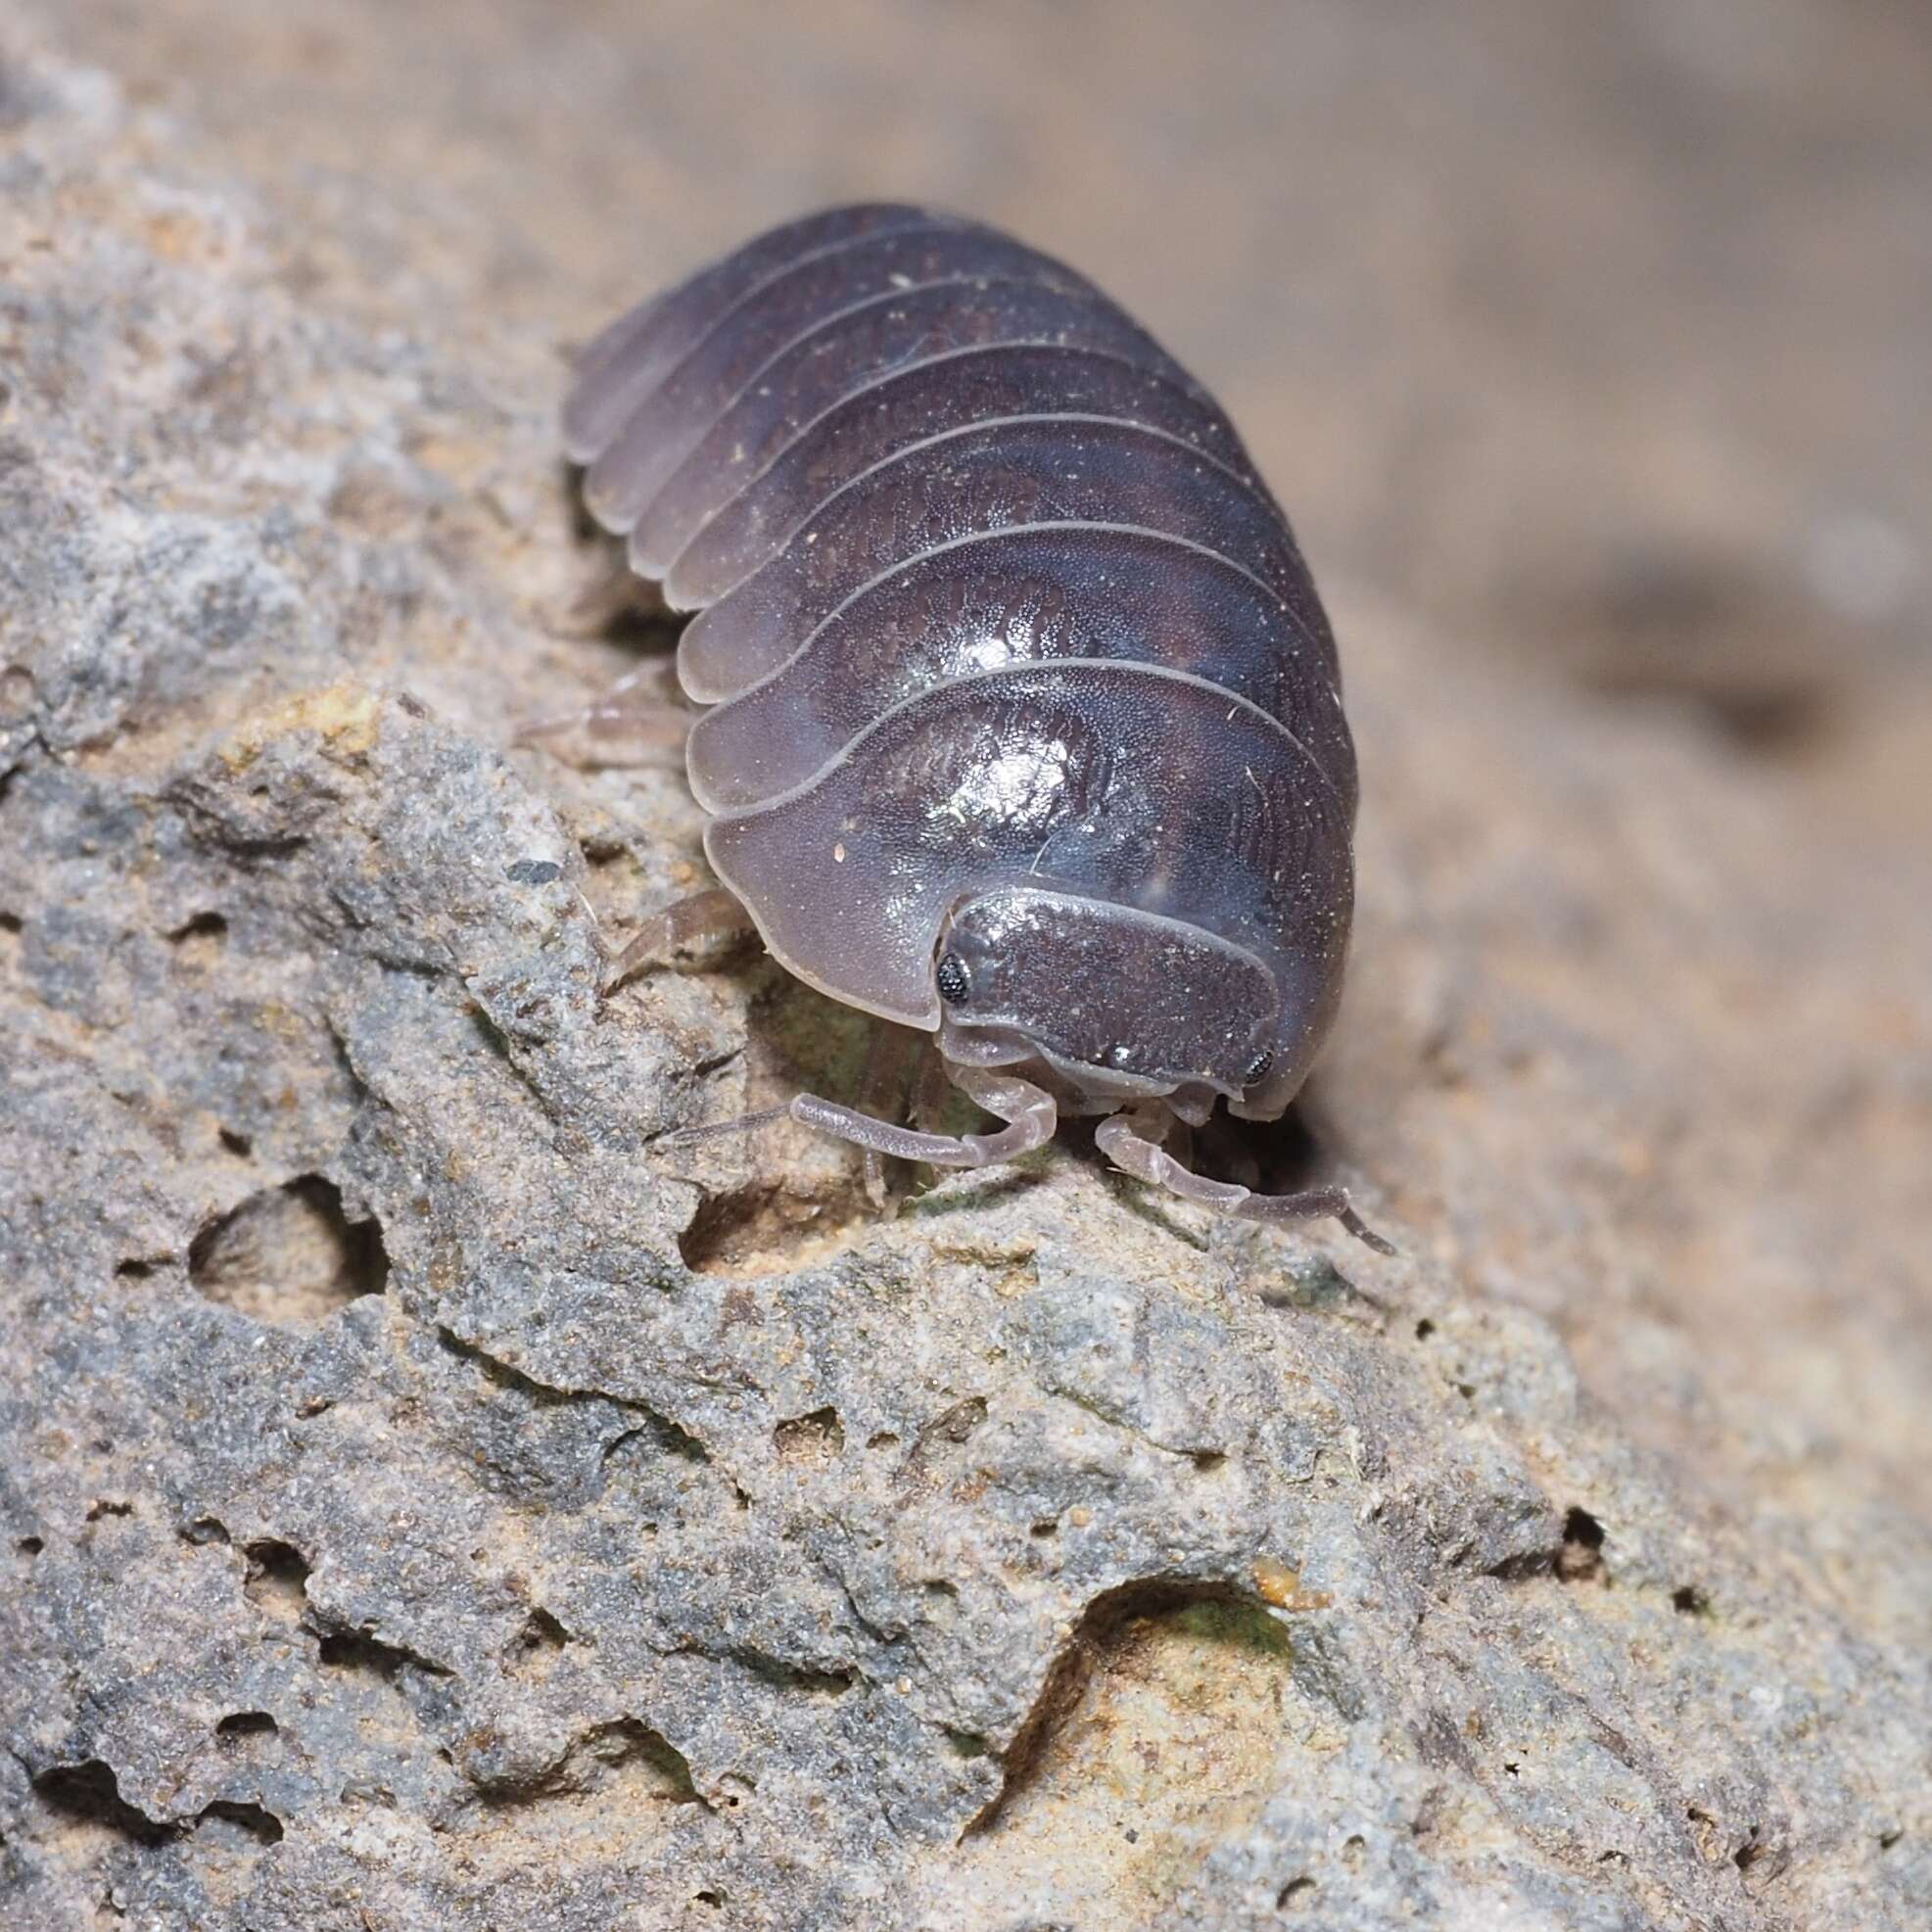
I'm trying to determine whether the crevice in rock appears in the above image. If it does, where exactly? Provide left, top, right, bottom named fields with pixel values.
left=441, top=1328, right=715, bottom=1464
left=316, top=1625, right=452, bottom=1681
left=723, top=1647, right=856, bottom=1698
left=1556, top=1506, right=1606, bottom=1581
left=462, top=998, right=565, bottom=1123
left=917, top=1394, right=987, bottom=1449
left=437, top=1326, right=584, bottom=1408
left=893, top=1393, right=990, bottom=1491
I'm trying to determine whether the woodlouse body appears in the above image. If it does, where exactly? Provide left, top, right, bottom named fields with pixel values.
left=563, top=205, right=1381, bottom=1244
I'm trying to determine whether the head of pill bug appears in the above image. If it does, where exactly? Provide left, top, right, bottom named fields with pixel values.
left=933, top=885, right=1282, bottom=1103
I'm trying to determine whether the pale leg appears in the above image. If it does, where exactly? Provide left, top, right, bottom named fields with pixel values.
left=514, top=664, right=693, bottom=769
left=910, top=1044, right=958, bottom=1137
left=853, top=1025, right=917, bottom=1211
left=602, top=886, right=756, bottom=993
left=676, top=1061, right=1058, bottom=1173
left=1095, top=1105, right=1394, bottom=1252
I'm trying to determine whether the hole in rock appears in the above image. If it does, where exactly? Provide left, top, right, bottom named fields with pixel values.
left=196, top=1800, right=282, bottom=1846
left=215, top=1711, right=278, bottom=1741
left=317, top=1628, right=428, bottom=1681
left=674, top=1172, right=866, bottom=1277
left=505, top=1716, right=703, bottom=1810
left=165, top=911, right=228, bottom=965
left=189, top=1174, right=388, bottom=1327
left=506, top=1606, right=572, bottom=1677
left=242, top=1539, right=310, bottom=1618
left=33, top=1761, right=173, bottom=1847
left=1556, top=1507, right=1606, bottom=1582
left=773, top=1406, right=844, bottom=1464
left=963, top=1579, right=1301, bottom=1909
left=518, top=1606, right=570, bottom=1652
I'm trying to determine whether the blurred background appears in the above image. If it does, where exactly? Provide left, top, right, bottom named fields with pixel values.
left=74, top=0, right=1930, bottom=772
left=59, top=0, right=1932, bottom=1529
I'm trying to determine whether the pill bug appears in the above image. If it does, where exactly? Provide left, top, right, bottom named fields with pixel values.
left=559, top=203, right=1388, bottom=1249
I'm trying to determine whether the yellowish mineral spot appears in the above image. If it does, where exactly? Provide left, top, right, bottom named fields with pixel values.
left=219, top=681, right=382, bottom=772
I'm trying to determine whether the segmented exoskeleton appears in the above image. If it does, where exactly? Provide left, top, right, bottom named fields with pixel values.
left=556, top=204, right=1387, bottom=1248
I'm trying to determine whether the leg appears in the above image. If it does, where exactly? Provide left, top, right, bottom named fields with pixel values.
left=673, top=1060, right=1057, bottom=1173
left=1095, top=1106, right=1395, bottom=1253
left=911, top=1041, right=957, bottom=1137
left=602, top=886, right=756, bottom=993
left=514, top=663, right=693, bottom=769
left=853, top=1024, right=916, bottom=1212
left=791, top=1062, right=1057, bottom=1170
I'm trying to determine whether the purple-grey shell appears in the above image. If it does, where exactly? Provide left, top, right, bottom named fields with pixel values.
left=565, top=205, right=1358, bottom=1117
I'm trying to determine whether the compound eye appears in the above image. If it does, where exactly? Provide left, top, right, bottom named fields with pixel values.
left=1243, top=1048, right=1276, bottom=1089
left=935, top=951, right=971, bottom=1006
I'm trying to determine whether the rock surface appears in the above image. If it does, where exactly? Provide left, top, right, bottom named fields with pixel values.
left=3, top=4, right=1929, bottom=1929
